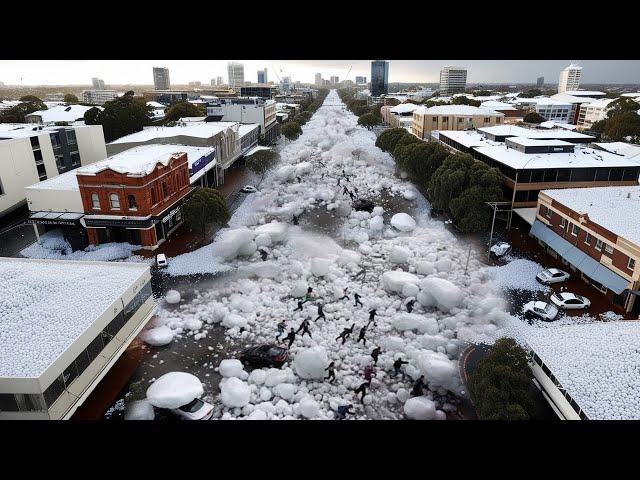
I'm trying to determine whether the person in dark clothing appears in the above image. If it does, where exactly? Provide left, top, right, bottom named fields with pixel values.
left=363, top=365, right=376, bottom=386
left=357, top=325, right=368, bottom=345
left=282, top=328, right=296, bottom=348
left=411, top=375, right=428, bottom=397
left=336, top=323, right=355, bottom=344
left=324, top=361, right=336, bottom=383
left=348, top=191, right=356, bottom=201
left=296, top=318, right=310, bottom=334
left=297, top=176, right=302, bottom=183
left=368, top=309, right=377, bottom=326
left=315, top=303, right=325, bottom=321
left=337, top=176, right=342, bottom=186
left=293, top=300, right=304, bottom=312
left=406, top=299, right=416, bottom=313
left=259, top=248, right=268, bottom=261
left=354, top=382, right=368, bottom=403
left=343, top=186, right=349, bottom=196
left=336, top=404, right=354, bottom=420
left=354, top=293, right=363, bottom=308
left=391, top=358, right=409, bottom=379
left=292, top=214, right=299, bottom=226
left=276, top=320, right=286, bottom=341
left=339, top=287, right=350, bottom=301
left=370, top=347, right=382, bottom=365
left=303, top=286, right=313, bottom=303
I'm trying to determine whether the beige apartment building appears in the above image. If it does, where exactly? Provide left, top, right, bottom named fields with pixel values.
left=411, top=105, right=504, bottom=139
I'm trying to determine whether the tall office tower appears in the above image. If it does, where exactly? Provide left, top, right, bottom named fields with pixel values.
left=216, top=76, right=224, bottom=86
left=439, top=66, right=467, bottom=95
left=227, top=62, right=245, bottom=89
left=91, top=77, right=105, bottom=90
left=537, top=76, right=544, bottom=88
left=153, top=67, right=170, bottom=90
left=558, top=64, right=582, bottom=93
left=371, top=60, right=389, bottom=96
left=257, top=69, right=268, bottom=84
left=315, top=73, right=322, bottom=86
left=330, top=76, right=339, bottom=84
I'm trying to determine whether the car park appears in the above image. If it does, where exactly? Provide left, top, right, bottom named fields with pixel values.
left=550, top=292, right=591, bottom=310
left=523, top=301, right=559, bottom=321
left=536, top=268, right=570, bottom=285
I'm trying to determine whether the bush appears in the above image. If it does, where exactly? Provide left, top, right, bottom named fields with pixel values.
left=357, top=113, right=381, bottom=129
left=523, top=112, right=546, bottom=124
left=375, top=128, right=407, bottom=153
left=163, top=101, right=200, bottom=123
left=64, top=93, right=79, bottom=104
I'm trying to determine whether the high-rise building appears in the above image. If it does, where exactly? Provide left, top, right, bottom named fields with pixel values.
left=153, top=67, right=170, bottom=90
left=558, top=64, right=582, bottom=93
left=315, top=73, right=322, bottom=86
left=330, top=76, right=339, bottom=84
left=537, top=76, right=544, bottom=88
left=280, top=76, right=292, bottom=93
left=216, top=76, right=224, bottom=86
left=257, top=69, right=268, bottom=84
left=355, top=76, right=367, bottom=85
left=371, top=60, right=389, bottom=97
left=91, top=77, right=105, bottom=90
left=439, top=66, right=467, bottom=95
left=227, top=62, right=245, bottom=89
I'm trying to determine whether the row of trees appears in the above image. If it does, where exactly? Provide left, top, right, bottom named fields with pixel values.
left=337, top=88, right=383, bottom=129
left=376, top=128, right=504, bottom=233
left=279, top=88, right=329, bottom=141
left=591, top=97, right=640, bottom=143
left=84, top=91, right=153, bottom=143
left=0, top=95, right=48, bottom=123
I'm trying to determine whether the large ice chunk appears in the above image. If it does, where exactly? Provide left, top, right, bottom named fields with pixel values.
left=404, top=397, right=437, bottom=420
left=293, top=346, right=329, bottom=379
left=419, top=277, right=463, bottom=311
left=390, top=245, right=411, bottom=264
left=382, top=270, right=419, bottom=294
left=218, top=359, right=249, bottom=380
left=146, top=372, right=204, bottom=409
left=124, top=400, right=155, bottom=420
left=390, top=213, right=416, bottom=232
left=220, top=377, right=251, bottom=408
left=165, top=290, right=181, bottom=304
left=141, top=325, right=174, bottom=346
left=254, top=221, right=288, bottom=243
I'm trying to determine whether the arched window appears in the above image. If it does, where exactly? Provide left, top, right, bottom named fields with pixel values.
left=128, top=195, right=137, bottom=210
left=109, top=193, right=120, bottom=209
left=91, top=193, right=100, bottom=210
left=151, top=187, right=157, bottom=205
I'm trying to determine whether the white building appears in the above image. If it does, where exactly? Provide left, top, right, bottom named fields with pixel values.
left=216, top=76, right=224, bottom=86
left=206, top=97, right=278, bottom=145
left=558, top=64, right=582, bottom=94
left=91, top=78, right=106, bottom=90
left=439, top=66, right=467, bottom=95
left=81, top=90, right=120, bottom=105
left=0, top=124, right=107, bottom=218
left=0, top=257, right=155, bottom=420
left=25, top=104, right=99, bottom=125
left=577, top=98, right=617, bottom=129
left=315, top=73, right=322, bottom=86
left=227, top=62, right=245, bottom=89
left=513, top=97, right=573, bottom=123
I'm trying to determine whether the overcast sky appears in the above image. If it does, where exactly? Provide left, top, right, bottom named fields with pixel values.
left=1, top=60, right=639, bottom=85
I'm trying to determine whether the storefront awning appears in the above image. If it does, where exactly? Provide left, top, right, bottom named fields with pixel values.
left=530, top=220, right=630, bottom=295
left=27, top=211, right=84, bottom=226
left=513, top=207, right=537, bottom=226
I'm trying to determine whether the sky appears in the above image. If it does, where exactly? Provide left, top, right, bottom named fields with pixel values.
left=0, top=60, right=639, bottom=86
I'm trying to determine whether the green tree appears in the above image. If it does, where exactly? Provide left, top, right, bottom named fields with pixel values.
left=523, top=111, right=546, bottom=124
left=64, top=93, right=79, bottom=104
left=0, top=98, right=47, bottom=123
left=452, top=96, right=481, bottom=107
left=245, top=149, right=279, bottom=186
left=605, top=97, right=640, bottom=119
left=357, top=113, right=381, bottom=129
left=375, top=128, right=407, bottom=153
left=391, top=132, right=421, bottom=160
left=181, top=187, right=230, bottom=237
left=385, top=98, right=401, bottom=107
left=83, top=92, right=152, bottom=142
left=403, top=141, right=449, bottom=187
left=467, top=338, right=535, bottom=420
left=19, top=95, right=44, bottom=104
left=281, top=121, right=302, bottom=141
left=602, top=111, right=640, bottom=143
left=474, top=90, right=493, bottom=97
left=427, top=153, right=475, bottom=211
left=518, top=88, right=542, bottom=98
left=294, top=111, right=312, bottom=126
left=163, top=101, right=200, bottom=123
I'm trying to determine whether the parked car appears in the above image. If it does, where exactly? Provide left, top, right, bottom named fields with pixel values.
left=239, top=344, right=288, bottom=368
left=536, top=268, right=570, bottom=285
left=550, top=292, right=591, bottom=310
left=170, top=398, right=214, bottom=420
left=352, top=198, right=375, bottom=212
left=490, top=242, right=512, bottom=258
left=523, top=301, right=559, bottom=322
left=240, top=185, right=258, bottom=193
left=156, top=253, right=168, bottom=268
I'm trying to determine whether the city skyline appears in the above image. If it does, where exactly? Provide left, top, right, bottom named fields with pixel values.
left=0, top=60, right=639, bottom=86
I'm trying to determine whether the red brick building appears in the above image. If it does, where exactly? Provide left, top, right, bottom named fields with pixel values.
left=76, top=146, right=192, bottom=249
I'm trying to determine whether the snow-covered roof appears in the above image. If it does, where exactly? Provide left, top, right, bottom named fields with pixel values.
left=389, top=103, right=420, bottom=114
left=513, top=97, right=572, bottom=107
left=414, top=105, right=504, bottom=117
left=0, top=257, right=149, bottom=378
left=438, top=130, right=502, bottom=148
left=506, top=137, right=572, bottom=147
left=238, top=123, right=260, bottom=136
left=0, top=123, right=92, bottom=140
left=25, top=104, right=98, bottom=123
left=539, top=121, right=577, bottom=130
left=146, top=101, right=166, bottom=109
left=563, top=90, right=605, bottom=97
left=551, top=93, right=597, bottom=104
left=478, top=124, right=595, bottom=141
left=594, top=142, right=640, bottom=160
left=582, top=98, right=617, bottom=109
left=542, top=186, right=640, bottom=244
left=109, top=122, right=239, bottom=144
left=620, top=93, right=640, bottom=98
left=479, top=100, right=517, bottom=111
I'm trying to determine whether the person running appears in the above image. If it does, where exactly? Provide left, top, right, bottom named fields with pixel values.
left=276, top=320, right=286, bottom=341
left=293, top=299, right=304, bottom=312
left=297, top=176, right=302, bottom=183
left=315, top=303, right=325, bottom=321
left=336, top=323, right=355, bottom=345
left=337, top=176, right=342, bottom=186
left=370, top=347, right=382, bottom=366
left=296, top=318, right=311, bottom=334
left=335, top=403, right=354, bottom=420
left=292, top=214, right=299, bottom=226
left=354, top=293, right=363, bottom=308
left=259, top=248, right=268, bottom=261
left=324, top=361, right=336, bottom=383
left=363, top=365, right=376, bottom=386
left=348, top=190, right=356, bottom=201
left=339, top=287, right=350, bottom=301
left=368, top=308, right=377, bottom=326
left=357, top=324, right=368, bottom=346
left=406, top=299, right=416, bottom=313
left=391, top=358, right=409, bottom=379
left=354, top=382, right=368, bottom=404
left=282, top=328, right=296, bottom=348
left=303, top=286, right=313, bottom=303
left=343, top=186, right=350, bottom=196
left=411, top=375, right=428, bottom=397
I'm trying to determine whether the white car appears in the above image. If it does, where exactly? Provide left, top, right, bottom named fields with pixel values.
left=156, top=253, right=168, bottom=268
left=536, top=268, right=570, bottom=285
left=490, top=242, right=512, bottom=258
left=550, top=292, right=591, bottom=310
left=240, top=185, right=258, bottom=194
left=523, top=301, right=559, bottom=321
left=170, top=398, right=214, bottom=420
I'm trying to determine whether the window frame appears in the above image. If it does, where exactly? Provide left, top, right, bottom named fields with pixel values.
left=585, top=233, right=592, bottom=246
left=595, top=239, right=603, bottom=251
left=127, top=194, right=138, bottom=211
left=604, top=243, right=614, bottom=255
left=571, top=223, right=580, bottom=236
left=109, top=193, right=120, bottom=210
left=91, top=193, right=100, bottom=210
left=628, top=258, right=636, bottom=270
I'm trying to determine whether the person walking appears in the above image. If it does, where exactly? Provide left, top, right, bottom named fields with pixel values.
left=282, top=328, right=296, bottom=348
left=354, top=293, right=363, bottom=308
left=370, top=347, right=382, bottom=366
left=357, top=324, right=368, bottom=346
left=335, top=403, right=354, bottom=420
left=259, top=248, right=268, bottom=261
left=324, top=361, right=336, bottom=383
left=292, top=214, right=299, bottom=226
left=276, top=320, right=286, bottom=341
left=348, top=190, right=356, bottom=201
left=339, top=287, right=350, bottom=301
left=367, top=308, right=377, bottom=327
left=304, top=286, right=313, bottom=303
left=406, top=299, right=416, bottom=313
left=315, top=303, right=325, bottom=321
left=337, top=176, right=342, bottom=187
left=296, top=318, right=311, bottom=335
left=411, top=375, right=428, bottom=397
left=354, top=382, right=368, bottom=404
left=363, top=365, right=376, bottom=386
left=391, top=358, right=409, bottom=379
left=293, top=299, right=304, bottom=312
left=336, top=323, right=355, bottom=345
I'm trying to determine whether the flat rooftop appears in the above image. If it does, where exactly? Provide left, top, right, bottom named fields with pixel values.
left=109, top=122, right=239, bottom=144
left=594, top=142, right=640, bottom=159
left=0, top=258, right=149, bottom=378
left=543, top=185, right=640, bottom=245
left=27, top=105, right=98, bottom=123
left=506, top=137, right=573, bottom=147
left=438, top=130, right=502, bottom=148
left=0, top=123, right=92, bottom=139
left=414, top=104, right=504, bottom=116
left=477, top=124, right=595, bottom=141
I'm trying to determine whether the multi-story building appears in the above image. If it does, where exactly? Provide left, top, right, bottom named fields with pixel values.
left=153, top=67, right=171, bottom=91
left=549, top=93, right=599, bottom=124
left=315, top=73, right=322, bottom=86
left=577, top=98, right=617, bottom=129
left=25, top=104, right=98, bottom=125
left=0, top=257, right=155, bottom=420
left=439, top=66, right=467, bottom=95
left=280, top=76, right=292, bottom=93
left=227, top=62, right=245, bottom=89
left=479, top=101, right=523, bottom=123
left=513, top=97, right=573, bottom=123
left=381, top=103, right=420, bottom=131
left=371, top=60, right=389, bottom=97
left=142, top=90, right=189, bottom=105
left=206, top=97, right=278, bottom=145
left=216, top=76, right=224, bottom=86
left=411, top=105, right=504, bottom=139
left=91, top=77, right=106, bottom=90
left=537, top=76, right=544, bottom=88
left=240, top=85, right=278, bottom=99
left=81, top=90, right=120, bottom=105
left=330, top=76, right=339, bottom=84
left=531, top=186, right=640, bottom=314
left=355, top=76, right=367, bottom=85
left=0, top=124, right=107, bottom=219
left=558, top=64, right=582, bottom=94
left=257, top=69, right=268, bottom=84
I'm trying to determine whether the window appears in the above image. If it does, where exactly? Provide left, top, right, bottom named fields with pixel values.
left=560, top=217, right=567, bottom=229
left=162, top=182, right=169, bottom=198
left=127, top=195, right=138, bottom=210
left=91, top=193, right=100, bottom=210
left=458, top=118, right=463, bottom=123
left=109, top=193, right=120, bottom=209
left=595, top=239, right=603, bottom=251
left=571, top=224, right=580, bottom=236
left=628, top=258, right=636, bottom=270
left=545, top=207, right=552, bottom=219
left=484, top=117, right=490, bottom=123
left=585, top=233, right=593, bottom=245
left=432, top=116, right=437, bottom=121
left=605, top=243, right=614, bottom=255
left=151, top=187, right=157, bottom=205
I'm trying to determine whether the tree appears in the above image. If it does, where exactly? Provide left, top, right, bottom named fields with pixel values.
left=467, top=338, right=535, bottom=420
left=391, top=132, right=421, bottom=160
left=518, top=88, right=542, bottom=98
left=375, top=128, right=407, bottom=153
left=83, top=93, right=152, bottom=142
left=0, top=98, right=47, bottom=123
left=452, top=96, right=481, bottom=107
left=281, top=121, right=302, bottom=141
left=427, top=153, right=475, bottom=212
left=403, top=141, right=449, bottom=187
left=386, top=98, right=401, bottom=107
left=605, top=97, right=640, bottom=119
left=473, top=90, right=493, bottom=97
left=163, top=101, right=200, bottom=123
left=19, top=95, right=44, bottom=103
left=523, top=111, right=546, bottom=124
left=357, top=113, right=381, bottom=129
left=181, top=187, right=230, bottom=237
left=294, top=111, right=312, bottom=126
left=602, top=111, right=640, bottom=143
left=64, top=93, right=79, bottom=104
left=245, top=149, right=279, bottom=186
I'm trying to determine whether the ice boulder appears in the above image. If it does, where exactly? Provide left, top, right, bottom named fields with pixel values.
left=390, top=213, right=416, bottom=232
left=369, top=215, right=384, bottom=232
left=124, top=400, right=155, bottom=420
left=415, top=350, right=458, bottom=390
left=238, top=240, right=257, bottom=257
left=249, top=369, right=267, bottom=385
left=310, top=257, right=331, bottom=277
left=146, top=372, right=204, bottom=409
left=255, top=221, right=288, bottom=243
left=419, top=277, right=463, bottom=311
left=265, top=368, right=289, bottom=387
left=219, top=359, right=249, bottom=380
left=404, top=397, right=437, bottom=420
left=290, top=280, right=309, bottom=298
left=220, top=377, right=251, bottom=408
left=255, top=233, right=272, bottom=248
left=141, top=325, right=174, bottom=346
left=401, top=282, right=420, bottom=298
left=299, top=396, right=320, bottom=419
left=435, top=258, right=452, bottom=273
left=372, top=206, right=384, bottom=217
left=165, top=290, right=181, bottom=304
left=274, top=383, right=297, bottom=401
left=393, top=313, right=439, bottom=335
left=382, top=270, right=419, bottom=294
left=390, top=245, right=411, bottom=264
left=293, top=346, right=329, bottom=379
left=222, top=313, right=249, bottom=329
left=338, top=249, right=361, bottom=266
left=416, top=261, right=435, bottom=276
left=210, top=227, right=255, bottom=261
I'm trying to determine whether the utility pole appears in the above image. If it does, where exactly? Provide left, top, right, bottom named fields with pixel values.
left=464, top=245, right=472, bottom=275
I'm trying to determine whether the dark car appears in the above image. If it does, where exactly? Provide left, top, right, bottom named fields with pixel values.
left=352, top=198, right=375, bottom=212
left=239, top=345, right=288, bottom=368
